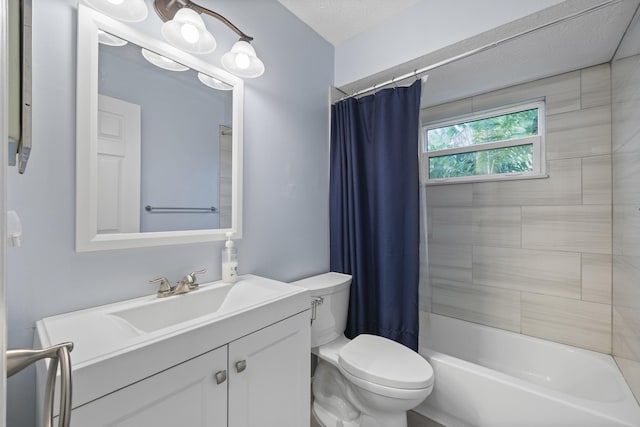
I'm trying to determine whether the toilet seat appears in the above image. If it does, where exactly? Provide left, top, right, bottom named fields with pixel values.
left=339, top=365, right=433, bottom=400
left=338, top=334, right=433, bottom=390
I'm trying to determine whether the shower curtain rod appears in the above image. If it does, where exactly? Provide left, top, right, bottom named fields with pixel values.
left=337, top=0, right=622, bottom=100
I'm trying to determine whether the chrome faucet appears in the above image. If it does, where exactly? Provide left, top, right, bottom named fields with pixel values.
left=149, top=269, right=206, bottom=298
left=184, top=269, right=206, bottom=290
left=149, top=277, right=173, bottom=298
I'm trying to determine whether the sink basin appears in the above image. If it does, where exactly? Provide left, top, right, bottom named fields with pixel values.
left=110, top=278, right=288, bottom=333
left=111, top=283, right=234, bottom=333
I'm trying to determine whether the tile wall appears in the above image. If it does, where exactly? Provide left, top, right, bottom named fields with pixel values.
left=612, top=51, right=640, bottom=399
left=419, top=64, right=613, bottom=353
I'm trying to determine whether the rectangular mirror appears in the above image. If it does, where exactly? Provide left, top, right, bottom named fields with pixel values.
left=76, top=5, right=243, bottom=251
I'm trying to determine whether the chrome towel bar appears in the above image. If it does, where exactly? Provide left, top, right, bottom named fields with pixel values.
left=145, top=205, right=217, bottom=212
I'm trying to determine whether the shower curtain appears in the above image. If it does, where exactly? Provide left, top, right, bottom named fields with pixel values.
left=329, top=80, right=421, bottom=350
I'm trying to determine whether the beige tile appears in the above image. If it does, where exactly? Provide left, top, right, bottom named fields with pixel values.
left=472, top=206, right=521, bottom=248
left=582, top=155, right=612, bottom=205
left=425, top=183, right=473, bottom=207
left=432, top=281, right=520, bottom=332
left=613, top=151, right=640, bottom=206
left=408, top=410, right=446, bottom=427
left=613, top=306, right=640, bottom=361
left=613, top=205, right=640, bottom=257
left=613, top=255, right=640, bottom=308
left=612, top=54, right=640, bottom=111
left=612, top=54, right=640, bottom=155
left=418, top=310, right=430, bottom=350
left=581, top=64, right=611, bottom=109
left=521, top=292, right=611, bottom=353
left=473, top=158, right=582, bottom=206
left=521, top=205, right=612, bottom=254
left=428, top=243, right=472, bottom=286
left=612, top=57, right=640, bottom=154
left=473, top=70, right=581, bottom=116
left=473, top=246, right=581, bottom=298
left=614, top=356, right=640, bottom=404
left=612, top=99, right=640, bottom=154
left=582, top=253, right=612, bottom=304
left=546, top=105, right=611, bottom=160
left=311, top=411, right=322, bottom=427
left=428, top=207, right=472, bottom=245
left=421, top=98, right=473, bottom=125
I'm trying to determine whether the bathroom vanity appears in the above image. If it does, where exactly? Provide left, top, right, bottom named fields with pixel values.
left=35, top=275, right=310, bottom=426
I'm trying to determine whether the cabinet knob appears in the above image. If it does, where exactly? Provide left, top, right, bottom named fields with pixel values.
left=235, top=360, right=246, bottom=373
left=214, top=370, right=227, bottom=384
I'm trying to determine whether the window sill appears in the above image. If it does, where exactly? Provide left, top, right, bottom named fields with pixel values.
left=424, top=173, right=549, bottom=186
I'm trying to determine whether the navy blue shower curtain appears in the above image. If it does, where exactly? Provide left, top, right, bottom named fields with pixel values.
left=329, top=80, right=421, bottom=350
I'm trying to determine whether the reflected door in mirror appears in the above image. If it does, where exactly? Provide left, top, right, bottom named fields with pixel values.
left=97, top=95, right=141, bottom=234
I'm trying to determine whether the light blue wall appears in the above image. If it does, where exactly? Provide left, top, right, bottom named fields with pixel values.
left=6, top=0, right=333, bottom=425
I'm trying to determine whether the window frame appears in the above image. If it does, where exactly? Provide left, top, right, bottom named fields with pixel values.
left=422, top=100, right=547, bottom=185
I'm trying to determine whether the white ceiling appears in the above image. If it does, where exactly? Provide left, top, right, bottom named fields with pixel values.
left=276, top=0, right=421, bottom=45
left=277, top=0, right=640, bottom=106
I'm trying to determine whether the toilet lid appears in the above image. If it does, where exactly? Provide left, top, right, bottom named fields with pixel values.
left=338, top=334, right=433, bottom=390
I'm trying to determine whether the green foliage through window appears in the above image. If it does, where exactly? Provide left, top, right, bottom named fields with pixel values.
left=424, top=104, right=542, bottom=181
left=429, top=145, right=533, bottom=179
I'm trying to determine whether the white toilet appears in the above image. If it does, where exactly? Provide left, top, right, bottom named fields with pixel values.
left=292, top=272, right=434, bottom=427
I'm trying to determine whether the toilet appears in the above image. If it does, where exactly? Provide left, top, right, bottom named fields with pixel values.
left=292, top=272, right=434, bottom=427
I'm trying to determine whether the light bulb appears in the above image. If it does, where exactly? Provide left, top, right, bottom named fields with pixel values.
left=235, top=53, right=250, bottom=69
left=180, top=22, right=200, bottom=43
left=107, top=0, right=124, bottom=4
left=161, top=7, right=216, bottom=54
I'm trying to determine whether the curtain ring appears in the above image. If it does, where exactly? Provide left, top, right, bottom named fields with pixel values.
left=392, top=77, right=397, bottom=89
left=414, top=69, right=419, bottom=81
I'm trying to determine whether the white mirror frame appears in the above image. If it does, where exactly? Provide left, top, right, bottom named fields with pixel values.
left=76, top=5, right=243, bottom=251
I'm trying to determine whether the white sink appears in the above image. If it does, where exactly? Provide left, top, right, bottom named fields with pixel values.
left=109, top=278, right=295, bottom=333
left=35, top=274, right=310, bottom=412
left=110, top=279, right=278, bottom=333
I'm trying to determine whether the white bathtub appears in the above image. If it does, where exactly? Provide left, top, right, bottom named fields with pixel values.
left=416, top=313, right=640, bottom=427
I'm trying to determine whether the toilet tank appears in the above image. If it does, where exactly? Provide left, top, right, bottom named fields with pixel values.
left=291, top=272, right=352, bottom=348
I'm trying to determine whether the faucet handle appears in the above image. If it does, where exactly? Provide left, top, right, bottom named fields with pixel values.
left=186, top=269, right=206, bottom=290
left=149, top=277, right=172, bottom=298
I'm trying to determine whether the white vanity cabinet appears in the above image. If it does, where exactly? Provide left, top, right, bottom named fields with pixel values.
left=229, top=312, right=310, bottom=426
left=71, top=346, right=228, bottom=426
left=68, top=312, right=309, bottom=427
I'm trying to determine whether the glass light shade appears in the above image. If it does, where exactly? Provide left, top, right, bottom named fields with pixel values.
left=161, top=8, right=216, bottom=54
left=197, top=73, right=233, bottom=91
left=98, top=30, right=128, bottom=47
left=221, top=41, right=265, bottom=78
left=141, top=49, right=189, bottom=72
left=83, top=0, right=148, bottom=22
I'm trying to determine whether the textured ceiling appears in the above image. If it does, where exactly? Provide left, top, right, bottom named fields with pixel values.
left=276, top=0, right=421, bottom=45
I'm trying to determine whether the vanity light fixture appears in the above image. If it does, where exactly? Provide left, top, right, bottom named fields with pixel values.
left=84, top=0, right=148, bottom=22
left=160, top=7, right=216, bottom=54
left=221, top=40, right=265, bottom=79
left=197, top=72, right=233, bottom=90
left=141, top=48, right=189, bottom=71
left=97, top=29, right=128, bottom=46
left=82, top=0, right=266, bottom=78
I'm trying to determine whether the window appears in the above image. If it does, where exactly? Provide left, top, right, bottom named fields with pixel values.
left=422, top=101, right=546, bottom=184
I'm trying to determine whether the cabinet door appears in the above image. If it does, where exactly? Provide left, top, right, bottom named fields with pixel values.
left=71, top=346, right=228, bottom=427
left=228, top=312, right=310, bottom=427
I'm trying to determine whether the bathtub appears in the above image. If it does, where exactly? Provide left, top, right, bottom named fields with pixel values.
left=415, top=313, right=640, bottom=427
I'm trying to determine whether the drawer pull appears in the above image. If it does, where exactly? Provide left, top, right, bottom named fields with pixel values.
left=235, top=360, right=246, bottom=373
